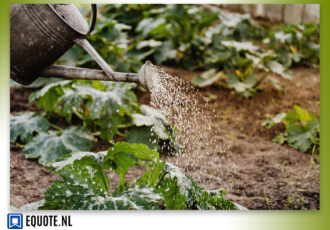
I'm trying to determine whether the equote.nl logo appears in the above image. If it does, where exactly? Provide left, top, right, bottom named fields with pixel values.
left=7, top=213, right=23, bottom=229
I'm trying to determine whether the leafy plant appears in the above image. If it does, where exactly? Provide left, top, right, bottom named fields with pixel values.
left=263, top=23, right=319, bottom=68
left=29, top=80, right=139, bottom=142
left=191, top=39, right=293, bottom=97
left=22, top=126, right=94, bottom=166
left=10, top=112, right=49, bottom=143
left=263, top=105, right=320, bottom=153
left=28, top=80, right=182, bottom=154
left=127, top=105, right=183, bottom=153
left=24, top=142, right=238, bottom=210
left=10, top=111, right=94, bottom=166
left=191, top=69, right=225, bottom=88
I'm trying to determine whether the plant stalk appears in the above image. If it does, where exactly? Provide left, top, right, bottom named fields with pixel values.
left=253, top=72, right=269, bottom=88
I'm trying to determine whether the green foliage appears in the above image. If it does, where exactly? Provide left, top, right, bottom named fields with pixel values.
left=22, top=126, right=94, bottom=166
left=263, top=23, right=319, bottom=68
left=127, top=105, right=183, bottom=153
left=191, top=69, right=225, bottom=88
left=28, top=80, right=181, bottom=153
left=263, top=105, right=320, bottom=153
left=10, top=112, right=49, bottom=143
left=58, top=5, right=318, bottom=98
left=227, top=73, right=257, bottom=98
left=29, top=80, right=139, bottom=142
left=102, top=142, right=158, bottom=187
left=31, top=143, right=237, bottom=210
left=40, top=149, right=161, bottom=210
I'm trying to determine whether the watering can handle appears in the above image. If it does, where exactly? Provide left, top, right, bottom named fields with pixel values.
left=87, top=4, right=97, bottom=35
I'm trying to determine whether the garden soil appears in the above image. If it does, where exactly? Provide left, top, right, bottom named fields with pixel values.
left=10, top=67, right=319, bottom=210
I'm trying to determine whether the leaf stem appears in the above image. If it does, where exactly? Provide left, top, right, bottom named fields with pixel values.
left=100, top=167, right=111, bottom=195
left=155, top=171, right=167, bottom=189
left=72, top=107, right=84, bottom=121
left=49, top=123, right=63, bottom=132
left=253, top=72, right=269, bottom=88
left=92, top=131, right=101, bottom=136
left=116, top=129, right=126, bottom=137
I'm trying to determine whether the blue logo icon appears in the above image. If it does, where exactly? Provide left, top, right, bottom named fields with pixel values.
left=7, top=213, right=23, bottom=229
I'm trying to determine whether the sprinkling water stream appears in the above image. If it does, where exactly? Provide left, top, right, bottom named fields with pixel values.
left=143, top=62, right=233, bottom=189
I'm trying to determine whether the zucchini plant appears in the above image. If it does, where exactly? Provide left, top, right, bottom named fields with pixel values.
left=22, top=142, right=239, bottom=210
left=27, top=80, right=182, bottom=153
left=263, top=105, right=320, bottom=153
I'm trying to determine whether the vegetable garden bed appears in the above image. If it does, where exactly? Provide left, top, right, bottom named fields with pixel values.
left=10, top=4, right=319, bottom=210
left=11, top=65, right=319, bottom=210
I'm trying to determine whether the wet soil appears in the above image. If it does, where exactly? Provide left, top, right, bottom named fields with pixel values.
left=10, top=67, right=319, bottom=210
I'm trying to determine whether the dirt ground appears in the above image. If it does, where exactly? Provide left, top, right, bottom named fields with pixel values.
left=10, top=66, right=320, bottom=210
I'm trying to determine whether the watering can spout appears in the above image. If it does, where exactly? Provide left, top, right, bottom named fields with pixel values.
left=38, top=61, right=154, bottom=91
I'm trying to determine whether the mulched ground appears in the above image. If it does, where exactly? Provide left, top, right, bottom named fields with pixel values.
left=10, top=66, right=319, bottom=210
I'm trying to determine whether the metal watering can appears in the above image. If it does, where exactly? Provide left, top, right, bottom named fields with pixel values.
left=10, top=4, right=152, bottom=89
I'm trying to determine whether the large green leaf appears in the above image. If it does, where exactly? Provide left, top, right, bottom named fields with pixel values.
left=136, top=17, right=166, bottom=38
left=221, top=40, right=260, bottom=53
left=287, top=120, right=319, bottom=153
left=158, top=177, right=186, bottom=209
left=159, top=162, right=238, bottom=210
left=28, top=81, right=71, bottom=112
left=227, top=74, right=257, bottom=98
left=129, top=105, right=183, bottom=153
left=22, top=126, right=94, bottom=165
left=102, top=142, right=159, bottom=187
left=262, top=113, right=286, bottom=128
left=264, top=105, right=319, bottom=153
left=267, top=61, right=294, bottom=80
left=31, top=80, right=139, bottom=142
left=132, top=105, right=172, bottom=140
left=40, top=153, right=161, bottom=210
left=191, top=69, right=224, bottom=88
left=126, top=126, right=159, bottom=150
left=153, top=40, right=177, bottom=64
left=10, top=112, right=49, bottom=143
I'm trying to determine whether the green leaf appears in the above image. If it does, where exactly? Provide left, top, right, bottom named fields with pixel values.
left=272, top=133, right=286, bottom=145
left=191, top=69, right=224, bottom=88
left=136, top=160, right=165, bottom=187
left=136, top=39, right=162, bottom=49
left=136, top=18, right=166, bottom=38
left=153, top=40, right=177, bottom=64
left=10, top=112, right=49, bottom=143
left=262, top=113, right=286, bottom=128
left=126, top=126, right=159, bottom=150
left=293, top=105, right=315, bottom=127
left=40, top=153, right=161, bottom=210
left=132, top=105, right=171, bottom=140
left=227, top=74, right=257, bottom=98
left=160, top=162, right=237, bottom=210
left=102, top=142, right=159, bottom=187
left=269, top=77, right=285, bottom=91
left=161, top=162, right=200, bottom=207
left=22, top=126, right=94, bottom=165
left=57, top=82, right=139, bottom=142
left=267, top=61, right=294, bottom=80
left=130, top=105, right=183, bottom=153
left=158, top=177, right=186, bottom=209
left=221, top=40, right=260, bottom=53
left=287, top=120, right=319, bottom=153
left=29, top=81, right=71, bottom=112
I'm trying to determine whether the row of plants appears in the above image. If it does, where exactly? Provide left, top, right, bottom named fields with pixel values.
left=63, top=4, right=319, bottom=98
